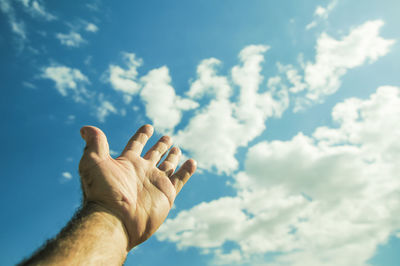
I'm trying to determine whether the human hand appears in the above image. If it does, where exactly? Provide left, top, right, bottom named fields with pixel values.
left=78, top=125, right=196, bottom=250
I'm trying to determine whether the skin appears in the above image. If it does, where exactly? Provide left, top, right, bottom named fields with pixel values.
left=19, top=124, right=197, bottom=265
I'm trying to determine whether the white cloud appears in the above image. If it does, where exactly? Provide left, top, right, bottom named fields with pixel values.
left=85, top=23, right=98, bottom=33
left=108, top=53, right=143, bottom=100
left=187, top=58, right=232, bottom=100
left=279, top=20, right=395, bottom=111
left=86, top=1, right=100, bottom=12
left=65, top=115, right=75, bottom=124
left=0, top=0, right=26, bottom=39
left=157, top=85, right=400, bottom=265
left=84, top=56, right=92, bottom=66
left=100, top=21, right=391, bottom=173
left=278, top=63, right=306, bottom=93
left=61, top=172, right=72, bottom=180
left=56, top=31, right=86, bottom=47
left=17, top=0, right=56, bottom=20
left=104, top=46, right=287, bottom=173
left=0, top=0, right=10, bottom=12
left=41, top=65, right=91, bottom=102
left=140, top=66, right=199, bottom=134
left=10, top=20, right=27, bottom=39
left=106, top=53, right=198, bottom=132
left=41, top=65, right=120, bottom=123
left=95, top=97, right=118, bottom=123
left=306, top=0, right=337, bottom=30
left=301, top=20, right=395, bottom=107
left=22, top=81, right=36, bottom=89
left=0, top=0, right=55, bottom=41
left=174, top=45, right=289, bottom=174
left=105, top=46, right=288, bottom=148
left=56, top=20, right=98, bottom=47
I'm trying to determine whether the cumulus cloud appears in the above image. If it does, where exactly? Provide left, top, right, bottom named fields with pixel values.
left=306, top=0, right=337, bottom=30
left=157, top=85, right=400, bottom=265
left=41, top=65, right=91, bottom=102
left=68, top=21, right=392, bottom=173
left=303, top=21, right=394, bottom=102
left=106, top=53, right=198, bottom=132
left=140, top=66, right=199, bottom=134
left=279, top=20, right=395, bottom=111
left=103, top=47, right=287, bottom=170
left=174, top=45, right=289, bottom=174
left=56, top=31, right=86, bottom=47
left=187, top=58, right=232, bottom=100
left=108, top=53, right=143, bottom=101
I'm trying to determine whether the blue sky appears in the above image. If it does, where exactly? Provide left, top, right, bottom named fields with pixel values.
left=1, top=0, right=400, bottom=265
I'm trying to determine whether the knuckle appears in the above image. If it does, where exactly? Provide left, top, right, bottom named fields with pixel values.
left=161, top=161, right=173, bottom=170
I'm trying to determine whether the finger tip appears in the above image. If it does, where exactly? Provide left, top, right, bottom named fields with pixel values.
left=80, top=126, right=107, bottom=142
left=160, top=135, right=173, bottom=146
left=80, top=126, right=94, bottom=140
left=171, top=146, right=181, bottom=154
left=80, top=127, right=86, bottom=139
left=186, top=159, right=197, bottom=173
left=141, top=124, right=154, bottom=136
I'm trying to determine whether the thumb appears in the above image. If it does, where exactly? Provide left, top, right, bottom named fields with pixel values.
left=80, top=126, right=110, bottom=159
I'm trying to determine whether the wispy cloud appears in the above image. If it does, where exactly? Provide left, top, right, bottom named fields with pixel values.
left=95, top=96, right=118, bottom=123
left=41, top=64, right=120, bottom=123
left=55, top=20, right=99, bottom=47
left=10, top=20, right=27, bottom=39
left=41, top=65, right=91, bottom=102
left=0, top=0, right=56, bottom=41
left=306, top=0, right=338, bottom=30
left=65, top=115, right=75, bottom=124
left=22, top=81, right=37, bottom=89
left=17, top=0, right=57, bottom=21
left=56, top=31, right=86, bottom=47
left=86, top=0, right=101, bottom=12
left=0, top=0, right=27, bottom=40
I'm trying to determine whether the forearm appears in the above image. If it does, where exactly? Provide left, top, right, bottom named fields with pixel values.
left=19, top=202, right=129, bottom=266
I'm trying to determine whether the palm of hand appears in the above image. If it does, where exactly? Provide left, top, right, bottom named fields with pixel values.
left=79, top=125, right=196, bottom=249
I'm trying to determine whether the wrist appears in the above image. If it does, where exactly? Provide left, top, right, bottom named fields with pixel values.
left=83, top=201, right=130, bottom=254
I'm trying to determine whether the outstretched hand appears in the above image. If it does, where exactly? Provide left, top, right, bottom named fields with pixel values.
left=79, top=124, right=196, bottom=250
